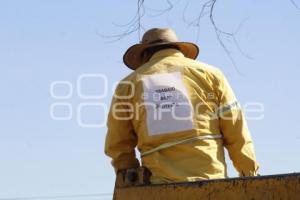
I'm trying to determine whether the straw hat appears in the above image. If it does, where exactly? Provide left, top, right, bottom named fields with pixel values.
left=123, top=28, right=199, bottom=70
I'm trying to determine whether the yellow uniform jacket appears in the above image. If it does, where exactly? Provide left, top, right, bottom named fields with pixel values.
left=105, top=49, right=259, bottom=183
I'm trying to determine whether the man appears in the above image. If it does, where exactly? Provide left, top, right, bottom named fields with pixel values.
left=105, top=28, right=259, bottom=184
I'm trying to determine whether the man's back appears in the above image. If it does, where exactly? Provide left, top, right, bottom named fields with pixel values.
left=105, top=48, right=259, bottom=183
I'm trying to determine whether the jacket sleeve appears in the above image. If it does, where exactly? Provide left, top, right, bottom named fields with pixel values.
left=104, top=84, right=140, bottom=172
left=215, top=69, right=259, bottom=176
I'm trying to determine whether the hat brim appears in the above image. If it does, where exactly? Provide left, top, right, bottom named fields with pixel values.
left=123, top=42, right=199, bottom=70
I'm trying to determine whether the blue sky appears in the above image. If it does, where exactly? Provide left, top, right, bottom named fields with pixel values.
left=0, top=0, right=300, bottom=199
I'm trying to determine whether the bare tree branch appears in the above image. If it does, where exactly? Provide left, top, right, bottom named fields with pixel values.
left=100, top=0, right=296, bottom=74
left=98, top=0, right=175, bottom=42
left=290, top=0, right=300, bottom=10
left=183, top=0, right=211, bottom=27
left=97, top=0, right=146, bottom=42
left=208, top=0, right=244, bottom=75
left=183, top=0, right=247, bottom=75
left=145, top=0, right=174, bottom=17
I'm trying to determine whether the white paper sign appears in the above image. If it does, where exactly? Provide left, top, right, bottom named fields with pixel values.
left=142, top=72, right=194, bottom=136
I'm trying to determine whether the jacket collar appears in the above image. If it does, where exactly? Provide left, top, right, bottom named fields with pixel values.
left=149, top=49, right=185, bottom=62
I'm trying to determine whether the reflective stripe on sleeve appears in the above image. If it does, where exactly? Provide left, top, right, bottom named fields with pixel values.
left=141, top=134, right=223, bottom=157
left=217, top=100, right=240, bottom=116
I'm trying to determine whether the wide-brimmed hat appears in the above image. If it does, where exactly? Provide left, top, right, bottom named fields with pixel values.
left=123, top=28, right=199, bottom=70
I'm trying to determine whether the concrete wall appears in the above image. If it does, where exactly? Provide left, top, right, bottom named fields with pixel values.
left=114, top=173, right=300, bottom=200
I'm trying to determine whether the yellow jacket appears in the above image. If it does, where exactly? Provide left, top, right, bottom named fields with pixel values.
left=105, top=49, right=259, bottom=183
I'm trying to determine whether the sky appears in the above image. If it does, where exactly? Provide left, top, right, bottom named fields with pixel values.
left=0, top=0, right=300, bottom=199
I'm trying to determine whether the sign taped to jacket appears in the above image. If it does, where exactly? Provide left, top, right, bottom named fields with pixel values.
left=142, top=71, right=194, bottom=136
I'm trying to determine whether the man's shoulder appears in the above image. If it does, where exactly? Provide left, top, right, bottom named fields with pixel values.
left=120, top=71, right=136, bottom=82
left=117, top=58, right=223, bottom=85
left=113, top=70, right=138, bottom=97
left=183, top=58, right=222, bottom=77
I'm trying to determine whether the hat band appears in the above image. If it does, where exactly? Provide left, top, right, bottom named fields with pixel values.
left=147, top=39, right=169, bottom=44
